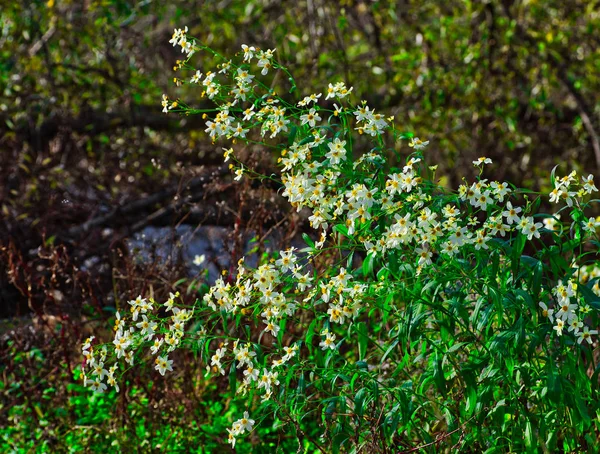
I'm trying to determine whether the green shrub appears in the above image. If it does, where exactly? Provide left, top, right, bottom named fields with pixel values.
left=81, top=30, right=600, bottom=453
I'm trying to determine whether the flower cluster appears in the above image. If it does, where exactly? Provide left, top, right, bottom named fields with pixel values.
left=83, top=32, right=600, bottom=451
left=169, top=26, right=196, bottom=56
left=549, top=171, right=598, bottom=207
left=82, top=292, right=192, bottom=392
left=538, top=279, right=599, bottom=342
left=227, top=411, right=255, bottom=448
left=177, top=39, right=600, bottom=358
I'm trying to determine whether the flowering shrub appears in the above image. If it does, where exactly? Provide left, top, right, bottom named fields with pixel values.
left=81, top=28, right=600, bottom=452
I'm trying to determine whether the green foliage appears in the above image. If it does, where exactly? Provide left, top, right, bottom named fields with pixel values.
left=0, top=341, right=300, bottom=453
left=77, top=37, right=600, bottom=452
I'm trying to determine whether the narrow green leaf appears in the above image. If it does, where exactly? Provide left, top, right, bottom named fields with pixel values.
left=287, top=125, right=298, bottom=146
left=229, top=361, right=237, bottom=394
left=354, top=387, right=368, bottom=417
left=511, top=234, right=526, bottom=279
left=381, top=339, right=399, bottom=364
left=433, top=352, right=446, bottom=396
left=578, top=284, right=600, bottom=310
left=305, top=319, right=318, bottom=353
left=357, top=322, right=368, bottom=360
left=346, top=251, right=354, bottom=270
left=574, top=394, right=591, bottom=428
left=333, top=223, right=349, bottom=237
left=302, top=233, right=314, bottom=248
left=297, top=372, right=305, bottom=395
left=524, top=419, right=533, bottom=450
left=362, top=252, right=375, bottom=278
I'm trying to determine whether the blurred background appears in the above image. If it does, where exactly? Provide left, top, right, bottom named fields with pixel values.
left=1, top=0, right=599, bottom=451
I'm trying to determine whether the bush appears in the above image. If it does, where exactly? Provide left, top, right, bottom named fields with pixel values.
left=81, top=30, right=600, bottom=452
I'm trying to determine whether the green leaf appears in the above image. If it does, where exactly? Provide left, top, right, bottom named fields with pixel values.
left=578, top=284, right=600, bottom=310
left=354, top=387, right=368, bottom=417
left=550, top=164, right=559, bottom=187
left=333, top=223, right=349, bottom=237
left=297, top=372, right=305, bottom=395
left=302, top=233, right=314, bottom=248
left=388, top=404, right=402, bottom=436
left=465, top=385, right=477, bottom=417
left=489, top=250, right=500, bottom=280
left=356, top=322, right=368, bottom=360
left=287, top=125, right=298, bottom=146
left=229, top=362, right=237, bottom=394
left=511, top=234, right=526, bottom=279
left=356, top=360, right=368, bottom=370
left=332, top=433, right=349, bottom=453
left=574, top=394, right=591, bottom=428
left=531, top=259, right=543, bottom=298
left=433, top=352, right=446, bottom=397
left=346, top=251, right=354, bottom=270
left=305, top=319, right=318, bottom=353
left=44, top=235, right=56, bottom=247
left=362, top=252, right=375, bottom=278
left=530, top=196, right=542, bottom=216
left=524, top=419, right=534, bottom=450
left=381, top=338, right=399, bottom=364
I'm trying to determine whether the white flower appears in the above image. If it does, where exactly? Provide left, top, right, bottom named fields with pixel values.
left=582, top=174, right=598, bottom=194
left=275, top=247, right=297, bottom=273
left=490, top=181, right=510, bottom=202
left=235, top=68, right=255, bottom=85
left=520, top=217, right=543, bottom=240
left=568, top=318, right=583, bottom=334
left=298, top=93, right=322, bottom=107
left=408, top=137, right=429, bottom=150
left=106, top=374, right=120, bottom=393
left=473, top=157, right=492, bottom=166
left=135, top=315, right=154, bottom=339
left=556, top=300, right=578, bottom=321
left=161, top=94, right=170, bottom=113
left=319, top=331, right=337, bottom=350
left=234, top=166, right=244, bottom=181
left=150, top=338, right=164, bottom=355
left=415, top=246, right=432, bottom=266
left=88, top=378, right=107, bottom=393
left=227, top=429, right=237, bottom=448
left=241, top=44, right=255, bottom=62
left=128, top=295, right=146, bottom=321
left=113, top=311, right=124, bottom=335
left=124, top=350, right=134, bottom=366
left=243, top=366, right=259, bottom=383
left=193, top=254, right=206, bottom=266
left=326, top=138, right=347, bottom=165
left=300, top=108, right=321, bottom=127
left=583, top=217, right=600, bottom=233
left=538, top=302, right=554, bottom=322
left=553, top=319, right=565, bottom=336
left=232, top=123, right=248, bottom=139
left=190, top=70, right=203, bottom=84
left=264, top=320, right=280, bottom=336
left=164, top=292, right=178, bottom=312
left=502, top=202, right=522, bottom=225
left=257, top=49, right=276, bottom=75
left=155, top=355, right=174, bottom=376
left=91, top=361, right=108, bottom=380
left=542, top=216, right=560, bottom=231
left=239, top=411, right=255, bottom=432
left=577, top=326, right=598, bottom=344
left=353, top=105, right=372, bottom=122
